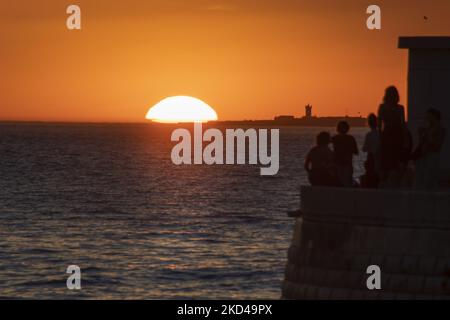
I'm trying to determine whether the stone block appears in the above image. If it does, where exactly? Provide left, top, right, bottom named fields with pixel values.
left=423, top=276, right=446, bottom=295
left=418, top=256, right=437, bottom=275
left=435, top=193, right=450, bottom=222
left=329, top=288, right=351, bottom=300
left=283, top=281, right=305, bottom=300
left=415, top=294, right=434, bottom=300
left=351, top=254, right=372, bottom=272
left=315, top=224, right=354, bottom=251
left=308, top=249, right=328, bottom=268
left=369, top=254, right=386, bottom=268
left=405, top=275, right=425, bottom=294
left=325, top=269, right=346, bottom=287
left=400, top=255, right=419, bottom=274
left=299, top=222, right=319, bottom=250
left=292, top=265, right=303, bottom=283
left=348, top=290, right=366, bottom=300
left=316, top=287, right=332, bottom=300
left=299, top=284, right=309, bottom=299
left=311, top=268, right=328, bottom=286
left=281, top=282, right=292, bottom=299
left=378, top=291, right=396, bottom=300
left=433, top=295, right=450, bottom=300
left=301, top=187, right=355, bottom=217
left=284, top=264, right=293, bottom=281
left=347, top=226, right=369, bottom=252
left=304, top=285, right=319, bottom=300
left=300, top=186, right=316, bottom=214
left=379, top=191, right=410, bottom=220
left=384, top=255, right=404, bottom=274
left=389, top=274, right=410, bottom=292
left=327, top=188, right=357, bottom=217
left=347, top=271, right=365, bottom=290
left=383, top=228, right=412, bottom=255
left=291, top=283, right=307, bottom=300
left=302, top=266, right=314, bottom=283
left=289, top=245, right=308, bottom=266
left=381, top=273, right=391, bottom=290
left=435, top=257, right=450, bottom=276
left=341, top=253, right=354, bottom=271
left=298, top=268, right=307, bottom=282
left=408, top=229, right=435, bottom=256
left=330, top=252, right=349, bottom=270
left=361, top=226, right=385, bottom=253
left=291, top=220, right=304, bottom=246
left=395, top=293, right=415, bottom=300
left=427, top=231, right=447, bottom=257
left=353, top=190, right=384, bottom=220
left=287, top=246, right=296, bottom=264
left=363, top=290, right=381, bottom=300
left=429, top=231, right=450, bottom=257
left=408, top=192, right=436, bottom=224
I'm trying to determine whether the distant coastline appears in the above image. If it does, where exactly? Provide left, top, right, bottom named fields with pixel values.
left=214, top=105, right=367, bottom=127
left=213, top=116, right=367, bottom=128
left=0, top=116, right=367, bottom=127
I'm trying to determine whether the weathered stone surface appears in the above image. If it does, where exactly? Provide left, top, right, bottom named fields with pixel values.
left=423, top=276, right=447, bottom=294
left=435, top=257, right=450, bottom=276
left=384, top=255, right=404, bottom=274
left=282, top=187, right=450, bottom=300
left=401, top=255, right=420, bottom=274
left=418, top=256, right=438, bottom=275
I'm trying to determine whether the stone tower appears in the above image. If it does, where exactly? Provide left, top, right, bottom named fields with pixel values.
left=305, top=104, right=313, bottom=119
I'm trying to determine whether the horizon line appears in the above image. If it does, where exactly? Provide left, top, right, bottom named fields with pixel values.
left=0, top=114, right=367, bottom=125
left=0, top=118, right=367, bottom=126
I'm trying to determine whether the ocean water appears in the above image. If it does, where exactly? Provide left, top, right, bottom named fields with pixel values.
left=0, top=123, right=366, bottom=299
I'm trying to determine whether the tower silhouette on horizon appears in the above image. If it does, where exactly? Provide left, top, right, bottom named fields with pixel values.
left=305, top=104, right=313, bottom=119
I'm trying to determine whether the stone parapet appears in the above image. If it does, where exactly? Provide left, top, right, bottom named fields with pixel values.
left=282, top=187, right=450, bottom=300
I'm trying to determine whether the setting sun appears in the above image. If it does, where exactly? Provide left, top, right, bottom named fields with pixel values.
left=146, top=96, right=218, bottom=123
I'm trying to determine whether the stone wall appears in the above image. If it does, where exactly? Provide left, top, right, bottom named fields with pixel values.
left=282, top=186, right=450, bottom=299
left=399, top=37, right=450, bottom=178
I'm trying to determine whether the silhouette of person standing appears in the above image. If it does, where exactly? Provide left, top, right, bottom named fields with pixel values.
left=304, top=132, right=337, bottom=186
left=413, top=108, right=446, bottom=189
left=332, top=121, right=358, bottom=187
left=377, top=86, right=406, bottom=188
left=361, top=113, right=380, bottom=188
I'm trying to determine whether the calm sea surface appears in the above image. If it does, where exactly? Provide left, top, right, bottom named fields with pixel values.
left=0, top=123, right=366, bottom=299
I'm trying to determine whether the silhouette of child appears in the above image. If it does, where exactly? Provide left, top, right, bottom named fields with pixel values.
left=361, top=114, right=380, bottom=188
left=304, top=132, right=336, bottom=186
left=332, top=121, right=359, bottom=187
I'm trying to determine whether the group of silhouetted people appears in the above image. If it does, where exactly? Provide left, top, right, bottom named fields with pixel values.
left=305, top=86, right=447, bottom=190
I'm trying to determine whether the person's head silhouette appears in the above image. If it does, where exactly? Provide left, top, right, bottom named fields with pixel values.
left=368, top=113, right=377, bottom=130
left=317, top=132, right=331, bottom=147
left=337, top=121, right=350, bottom=135
left=383, top=86, right=400, bottom=105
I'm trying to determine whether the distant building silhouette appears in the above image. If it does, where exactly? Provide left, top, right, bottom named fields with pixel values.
left=305, top=105, right=313, bottom=119
left=271, top=105, right=365, bottom=126
left=274, top=115, right=295, bottom=122
left=216, top=106, right=366, bottom=127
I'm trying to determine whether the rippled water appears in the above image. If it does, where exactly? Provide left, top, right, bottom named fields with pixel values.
left=0, top=123, right=366, bottom=299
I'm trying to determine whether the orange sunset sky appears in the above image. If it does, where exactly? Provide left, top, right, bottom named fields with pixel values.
left=1, top=0, right=450, bottom=122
